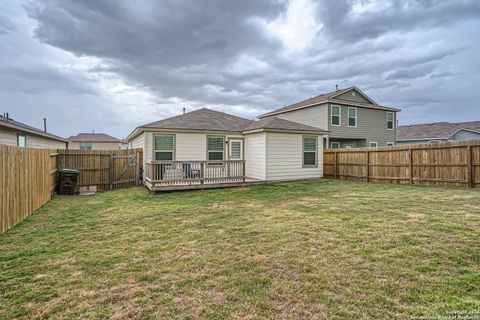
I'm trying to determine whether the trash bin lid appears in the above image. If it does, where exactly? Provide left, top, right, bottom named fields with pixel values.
left=59, top=168, right=80, bottom=174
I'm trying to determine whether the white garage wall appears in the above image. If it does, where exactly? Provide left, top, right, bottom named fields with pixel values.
left=244, top=132, right=266, bottom=180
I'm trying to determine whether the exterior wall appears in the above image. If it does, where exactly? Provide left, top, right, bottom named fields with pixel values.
left=452, top=130, right=480, bottom=141
left=274, top=104, right=328, bottom=130
left=265, top=132, right=323, bottom=181
left=27, top=135, right=67, bottom=149
left=0, top=128, right=18, bottom=145
left=144, top=131, right=244, bottom=161
left=129, top=133, right=145, bottom=149
left=327, top=103, right=396, bottom=147
left=333, top=89, right=372, bottom=104
left=0, top=127, right=66, bottom=148
left=329, top=139, right=366, bottom=148
left=69, top=141, right=125, bottom=150
left=244, top=132, right=266, bottom=180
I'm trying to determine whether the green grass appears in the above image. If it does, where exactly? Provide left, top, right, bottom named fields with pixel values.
left=1, top=180, right=479, bottom=319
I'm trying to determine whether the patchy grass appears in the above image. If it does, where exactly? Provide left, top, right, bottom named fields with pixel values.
left=1, top=180, right=479, bottom=319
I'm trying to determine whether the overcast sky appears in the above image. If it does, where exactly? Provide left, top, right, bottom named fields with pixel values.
left=1, top=0, right=480, bottom=139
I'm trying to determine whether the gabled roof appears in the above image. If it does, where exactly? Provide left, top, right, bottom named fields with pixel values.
left=140, top=108, right=254, bottom=132
left=259, top=86, right=400, bottom=118
left=0, top=114, right=69, bottom=143
left=68, top=133, right=124, bottom=143
left=243, top=117, right=328, bottom=133
left=397, top=121, right=480, bottom=141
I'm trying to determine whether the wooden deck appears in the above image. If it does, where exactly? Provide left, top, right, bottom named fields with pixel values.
left=145, top=160, right=254, bottom=191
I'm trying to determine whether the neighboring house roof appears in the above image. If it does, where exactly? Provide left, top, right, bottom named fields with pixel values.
left=0, top=114, right=69, bottom=143
left=397, top=121, right=480, bottom=141
left=68, top=133, right=124, bottom=143
left=259, top=86, right=400, bottom=118
left=126, top=108, right=328, bottom=141
left=243, top=117, right=328, bottom=133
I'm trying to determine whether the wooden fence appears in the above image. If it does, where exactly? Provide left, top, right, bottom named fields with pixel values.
left=1, top=146, right=143, bottom=234
left=324, top=140, right=480, bottom=187
left=0, top=144, right=57, bottom=234
left=58, top=149, right=143, bottom=190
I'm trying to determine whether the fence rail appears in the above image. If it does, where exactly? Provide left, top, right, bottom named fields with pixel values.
left=324, top=140, right=480, bottom=187
left=145, top=160, right=246, bottom=190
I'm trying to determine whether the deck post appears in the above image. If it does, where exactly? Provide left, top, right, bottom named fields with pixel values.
left=334, top=151, right=338, bottom=179
left=242, top=160, right=246, bottom=182
left=200, top=162, right=205, bottom=184
left=365, top=150, right=370, bottom=182
left=467, top=145, right=473, bottom=188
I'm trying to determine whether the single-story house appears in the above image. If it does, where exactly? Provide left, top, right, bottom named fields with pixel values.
left=0, top=113, right=69, bottom=148
left=68, top=133, right=127, bottom=150
left=125, top=108, right=328, bottom=191
left=397, top=121, right=480, bottom=145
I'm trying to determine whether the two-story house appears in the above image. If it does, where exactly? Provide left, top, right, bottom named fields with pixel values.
left=259, top=86, right=401, bottom=148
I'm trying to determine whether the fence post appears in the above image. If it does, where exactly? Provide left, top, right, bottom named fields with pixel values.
left=467, top=145, right=473, bottom=188
left=242, top=160, right=246, bottom=182
left=200, top=162, right=205, bottom=184
left=365, top=150, right=370, bottom=182
left=334, top=151, right=338, bottom=179
left=109, top=153, right=114, bottom=189
left=408, top=147, right=413, bottom=185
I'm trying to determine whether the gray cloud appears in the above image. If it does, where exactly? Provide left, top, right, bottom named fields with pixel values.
left=0, top=0, right=479, bottom=138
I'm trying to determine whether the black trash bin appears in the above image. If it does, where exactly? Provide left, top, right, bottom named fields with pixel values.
left=57, top=169, right=80, bottom=195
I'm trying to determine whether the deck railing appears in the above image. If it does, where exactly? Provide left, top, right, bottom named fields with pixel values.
left=145, top=160, right=246, bottom=188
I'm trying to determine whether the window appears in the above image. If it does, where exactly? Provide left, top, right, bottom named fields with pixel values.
left=386, top=112, right=394, bottom=130
left=17, top=135, right=26, bottom=147
left=207, top=136, right=224, bottom=160
left=348, top=107, right=357, bottom=127
left=331, top=105, right=340, bottom=126
left=330, top=142, right=340, bottom=149
left=386, top=142, right=394, bottom=147
left=303, top=136, right=317, bottom=166
left=79, top=142, right=92, bottom=150
left=369, top=142, right=378, bottom=148
left=154, top=135, right=174, bottom=160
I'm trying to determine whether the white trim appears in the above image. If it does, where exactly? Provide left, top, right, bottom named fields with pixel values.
left=347, top=107, right=357, bottom=128
left=331, top=105, right=341, bottom=127
left=330, top=142, right=340, bottom=149
left=386, top=142, right=394, bottom=147
left=369, top=141, right=378, bottom=148
left=448, top=128, right=480, bottom=139
left=154, top=134, right=175, bottom=160
left=386, top=112, right=394, bottom=131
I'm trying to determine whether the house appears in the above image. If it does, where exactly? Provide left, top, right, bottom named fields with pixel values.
left=258, top=86, right=401, bottom=148
left=397, top=121, right=480, bottom=145
left=125, top=108, right=328, bottom=191
left=0, top=113, right=68, bottom=148
left=68, top=133, right=127, bottom=150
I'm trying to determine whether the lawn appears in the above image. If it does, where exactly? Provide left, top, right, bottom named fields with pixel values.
left=1, top=180, right=479, bottom=319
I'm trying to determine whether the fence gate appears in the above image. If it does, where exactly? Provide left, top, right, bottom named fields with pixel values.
left=58, top=148, right=143, bottom=190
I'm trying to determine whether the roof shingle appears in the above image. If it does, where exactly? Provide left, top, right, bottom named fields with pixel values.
left=0, top=114, right=68, bottom=142
left=243, top=117, right=328, bottom=133
left=68, top=133, right=123, bottom=143
left=397, top=121, right=480, bottom=141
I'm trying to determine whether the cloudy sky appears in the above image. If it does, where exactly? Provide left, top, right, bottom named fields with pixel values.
left=1, top=0, right=479, bottom=139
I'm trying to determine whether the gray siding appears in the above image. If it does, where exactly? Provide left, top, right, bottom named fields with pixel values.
left=328, top=104, right=396, bottom=147
left=453, top=130, right=480, bottom=141
left=274, top=104, right=328, bottom=130
left=333, top=88, right=372, bottom=104
left=0, top=128, right=17, bottom=145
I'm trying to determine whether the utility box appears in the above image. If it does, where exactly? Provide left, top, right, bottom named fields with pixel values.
left=57, top=169, right=80, bottom=195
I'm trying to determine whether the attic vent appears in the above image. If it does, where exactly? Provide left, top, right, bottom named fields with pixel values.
left=352, top=92, right=356, bottom=96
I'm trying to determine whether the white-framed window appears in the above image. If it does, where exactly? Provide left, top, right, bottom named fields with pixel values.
left=154, top=135, right=174, bottom=160
left=348, top=107, right=357, bottom=127
left=303, top=136, right=317, bottom=167
left=331, top=105, right=341, bottom=126
left=207, top=136, right=225, bottom=160
left=330, top=142, right=340, bottom=149
left=80, top=142, right=92, bottom=150
left=17, top=134, right=26, bottom=147
left=369, top=141, right=378, bottom=148
left=386, top=142, right=394, bottom=147
left=386, top=112, right=394, bottom=130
